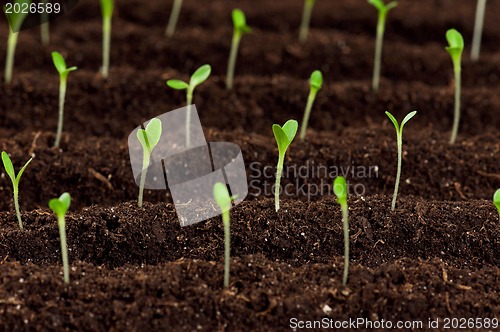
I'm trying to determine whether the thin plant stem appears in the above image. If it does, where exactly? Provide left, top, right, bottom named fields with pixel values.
left=471, top=0, right=487, bottom=61
left=102, top=16, right=111, bottom=78
left=341, top=203, right=349, bottom=285
left=5, top=30, right=18, bottom=84
left=300, top=90, right=317, bottom=140
left=372, top=11, right=387, bottom=93
left=13, top=186, right=23, bottom=230
left=58, top=215, right=69, bottom=283
left=299, top=0, right=315, bottom=43
left=223, top=212, right=230, bottom=287
left=391, top=131, right=403, bottom=210
left=275, top=154, right=284, bottom=212
left=54, top=78, right=67, bottom=148
left=166, top=0, right=183, bottom=37
left=449, top=69, right=461, bottom=144
left=138, top=150, right=150, bottom=208
left=226, top=32, right=241, bottom=90
left=186, top=90, right=193, bottom=147
left=41, top=0, right=50, bottom=46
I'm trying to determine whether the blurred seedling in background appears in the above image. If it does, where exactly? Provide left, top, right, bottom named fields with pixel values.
left=471, top=0, right=487, bottom=61
left=100, top=0, right=114, bottom=78
left=226, top=9, right=251, bottom=90
left=333, top=176, right=350, bottom=285
left=49, top=192, right=71, bottom=284
left=445, top=29, right=464, bottom=145
left=300, top=70, right=323, bottom=141
left=40, top=0, right=50, bottom=46
left=299, top=0, right=317, bottom=43
left=166, top=0, right=183, bottom=37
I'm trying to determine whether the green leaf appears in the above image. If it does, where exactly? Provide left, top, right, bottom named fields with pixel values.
left=166, top=79, right=189, bottom=90
left=445, top=29, right=464, bottom=65
left=52, top=52, right=67, bottom=75
left=1, top=151, right=15, bottom=183
left=333, top=176, right=347, bottom=206
left=4, top=0, right=31, bottom=31
left=15, top=157, right=32, bottom=183
left=385, top=111, right=400, bottom=133
left=100, top=0, right=114, bottom=18
left=49, top=192, right=71, bottom=218
left=190, top=64, right=212, bottom=88
left=137, top=118, right=162, bottom=152
left=273, top=120, right=298, bottom=154
left=401, top=110, right=417, bottom=129
left=310, top=70, right=323, bottom=91
left=494, top=189, right=500, bottom=212
left=232, top=9, right=251, bottom=33
left=213, top=182, right=231, bottom=213
left=368, top=0, right=398, bottom=12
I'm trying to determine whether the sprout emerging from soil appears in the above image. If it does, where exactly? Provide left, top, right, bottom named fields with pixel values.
left=165, top=0, right=183, bottom=37
left=136, top=118, right=163, bottom=208
left=48, top=192, right=71, bottom=284
left=166, top=64, right=211, bottom=147
left=333, top=176, right=349, bottom=285
left=299, top=0, right=317, bottom=43
left=226, top=9, right=251, bottom=90
left=368, top=0, right=398, bottom=93
left=385, top=110, right=417, bottom=210
left=300, top=70, right=323, bottom=141
left=40, top=0, right=50, bottom=46
left=445, top=29, right=464, bottom=145
left=52, top=52, right=77, bottom=148
left=471, top=0, right=487, bottom=61
left=494, top=189, right=500, bottom=220
left=3, top=0, right=31, bottom=84
left=1, top=152, right=32, bottom=231
left=272, top=120, right=298, bottom=212
left=213, top=182, right=232, bottom=287
left=100, top=0, right=114, bottom=79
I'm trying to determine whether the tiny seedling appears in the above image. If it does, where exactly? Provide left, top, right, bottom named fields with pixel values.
left=299, top=0, right=317, bottom=43
left=136, top=118, right=162, bottom=208
left=299, top=70, right=323, bottom=141
left=40, top=0, right=50, bottom=46
left=226, top=9, right=251, bottom=90
left=165, top=0, right=183, bottom=37
left=1, top=152, right=32, bottom=230
left=445, top=29, right=464, bottom=145
left=368, top=0, right=398, bottom=93
left=494, top=189, right=500, bottom=220
left=49, top=192, right=71, bottom=284
left=386, top=111, right=417, bottom=210
left=3, top=0, right=31, bottom=84
left=272, top=120, right=298, bottom=212
left=166, top=64, right=211, bottom=147
left=52, top=52, right=77, bottom=148
left=471, top=0, right=487, bottom=61
left=213, top=182, right=233, bottom=288
left=100, top=0, right=114, bottom=78
left=333, top=176, right=349, bottom=286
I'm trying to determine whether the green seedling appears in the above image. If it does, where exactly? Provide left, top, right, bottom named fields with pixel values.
left=226, top=9, right=251, bottom=90
left=300, top=70, right=323, bottom=141
left=368, top=0, right=398, bottom=93
left=100, top=0, right=114, bottom=78
left=166, top=64, right=211, bottom=147
left=299, top=0, right=316, bottom=43
left=52, top=52, right=77, bottom=148
left=272, top=120, right=298, bottom=212
left=136, top=118, right=162, bottom=208
left=3, top=0, right=31, bottom=84
left=333, top=176, right=349, bottom=285
left=471, top=0, right=487, bottom=61
left=40, top=0, right=50, bottom=46
left=165, top=0, right=183, bottom=37
left=445, top=29, right=464, bottom=145
left=48, top=192, right=71, bottom=284
left=213, top=182, right=233, bottom=288
left=1, top=152, right=32, bottom=230
left=386, top=110, right=417, bottom=210
left=494, top=189, right=500, bottom=220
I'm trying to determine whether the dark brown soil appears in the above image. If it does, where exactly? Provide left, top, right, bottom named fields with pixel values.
left=0, top=0, right=499, bottom=330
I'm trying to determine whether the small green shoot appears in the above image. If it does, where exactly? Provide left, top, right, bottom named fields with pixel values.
left=226, top=9, right=251, bottom=90
left=445, top=29, right=464, bottom=145
left=52, top=52, right=77, bottom=148
left=300, top=70, right=323, bottom=141
left=333, top=176, right=349, bottom=286
left=136, top=118, right=163, bottom=208
left=213, top=182, right=233, bottom=288
left=494, top=189, right=500, bottom=220
left=471, top=0, right=487, bottom=61
left=40, top=0, right=50, bottom=46
left=385, top=110, right=417, bottom=210
left=48, top=192, right=71, bottom=284
left=299, top=0, right=316, bottom=43
left=165, top=0, right=183, bottom=37
left=1, top=152, right=32, bottom=230
left=368, top=0, right=398, bottom=93
left=100, top=0, right=114, bottom=78
left=3, top=0, right=31, bottom=84
left=166, top=64, right=211, bottom=147
left=272, top=120, right=298, bottom=212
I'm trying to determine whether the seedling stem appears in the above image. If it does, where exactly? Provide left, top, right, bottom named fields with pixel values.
left=300, top=70, right=323, bottom=140
left=445, top=29, right=464, bottom=145
left=226, top=9, right=251, bottom=90
left=166, top=0, right=183, bottom=37
left=471, top=0, right=487, bottom=61
left=299, top=0, right=316, bottom=43
left=100, top=0, right=114, bottom=79
left=4, top=0, right=31, bottom=84
left=49, top=193, right=71, bottom=283
left=41, top=0, right=50, bottom=45
left=333, top=176, right=349, bottom=285
left=213, top=182, right=234, bottom=287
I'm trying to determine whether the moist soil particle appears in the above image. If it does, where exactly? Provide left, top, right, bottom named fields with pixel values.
left=0, top=0, right=499, bottom=330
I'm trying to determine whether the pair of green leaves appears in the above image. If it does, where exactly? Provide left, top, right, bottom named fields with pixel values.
left=445, top=29, right=464, bottom=68
left=52, top=52, right=77, bottom=79
left=1, top=151, right=32, bottom=188
left=385, top=111, right=417, bottom=134
left=310, top=70, right=323, bottom=92
left=368, top=0, right=398, bottom=14
left=137, top=118, right=162, bottom=154
left=49, top=192, right=71, bottom=219
left=232, top=9, right=251, bottom=34
left=333, top=176, right=347, bottom=206
left=273, top=120, right=298, bottom=155
left=167, top=64, right=211, bottom=92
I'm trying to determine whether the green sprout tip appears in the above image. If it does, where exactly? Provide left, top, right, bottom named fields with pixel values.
left=300, top=70, right=323, bottom=140
left=226, top=9, right=251, bottom=90
left=445, top=28, right=464, bottom=145
left=333, top=176, right=349, bottom=285
left=48, top=192, right=71, bottom=284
